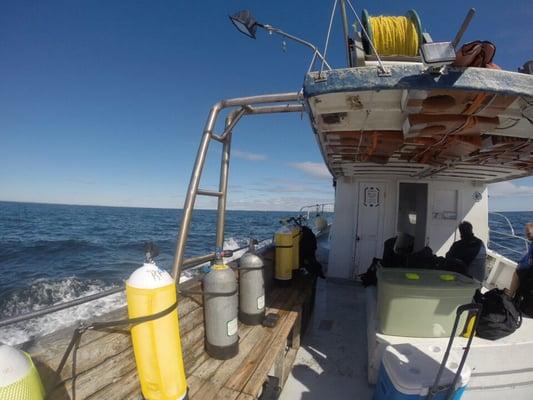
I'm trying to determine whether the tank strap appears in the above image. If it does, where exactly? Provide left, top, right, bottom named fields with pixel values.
left=52, top=300, right=178, bottom=400
left=275, top=244, right=293, bottom=249
left=180, top=288, right=238, bottom=297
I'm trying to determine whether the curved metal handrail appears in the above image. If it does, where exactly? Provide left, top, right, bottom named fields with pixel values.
left=489, top=211, right=529, bottom=252
left=0, top=238, right=271, bottom=329
left=488, top=239, right=524, bottom=256
left=299, top=202, right=334, bottom=220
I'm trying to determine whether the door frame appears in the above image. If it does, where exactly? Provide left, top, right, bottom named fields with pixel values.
left=395, top=180, right=431, bottom=249
left=353, top=181, right=387, bottom=277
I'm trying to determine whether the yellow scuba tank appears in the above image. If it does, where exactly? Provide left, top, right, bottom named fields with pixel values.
left=0, top=344, right=44, bottom=400
left=126, top=245, right=187, bottom=400
left=275, top=225, right=293, bottom=281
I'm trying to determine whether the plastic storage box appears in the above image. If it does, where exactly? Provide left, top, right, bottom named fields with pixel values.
left=377, top=268, right=480, bottom=337
left=374, top=344, right=470, bottom=400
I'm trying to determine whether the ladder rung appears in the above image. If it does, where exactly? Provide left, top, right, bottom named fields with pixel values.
left=197, top=189, right=223, bottom=197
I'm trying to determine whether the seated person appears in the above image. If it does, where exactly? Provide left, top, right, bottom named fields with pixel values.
left=300, top=225, right=326, bottom=279
left=445, top=221, right=486, bottom=282
left=382, top=232, right=414, bottom=268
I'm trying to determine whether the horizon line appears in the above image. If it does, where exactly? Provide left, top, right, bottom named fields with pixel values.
left=0, top=199, right=531, bottom=214
left=0, top=199, right=315, bottom=213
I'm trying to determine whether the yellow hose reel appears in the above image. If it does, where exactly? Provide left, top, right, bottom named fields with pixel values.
left=361, top=9, right=424, bottom=57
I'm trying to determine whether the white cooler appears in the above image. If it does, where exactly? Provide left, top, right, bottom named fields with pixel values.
left=374, top=344, right=470, bottom=400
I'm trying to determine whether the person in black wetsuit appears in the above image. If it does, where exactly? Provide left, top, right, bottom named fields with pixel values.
left=299, top=225, right=326, bottom=279
left=446, top=221, right=486, bottom=282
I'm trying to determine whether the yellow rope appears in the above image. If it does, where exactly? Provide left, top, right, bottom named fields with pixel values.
left=369, top=16, right=419, bottom=57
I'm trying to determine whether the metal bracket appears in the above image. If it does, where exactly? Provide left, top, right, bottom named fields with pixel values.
left=377, top=66, right=392, bottom=77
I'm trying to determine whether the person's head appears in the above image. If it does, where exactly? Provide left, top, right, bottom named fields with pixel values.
left=458, top=221, right=474, bottom=239
left=526, top=222, right=533, bottom=241
left=394, top=232, right=414, bottom=255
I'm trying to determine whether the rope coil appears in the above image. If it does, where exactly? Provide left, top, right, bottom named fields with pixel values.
left=362, top=10, right=423, bottom=57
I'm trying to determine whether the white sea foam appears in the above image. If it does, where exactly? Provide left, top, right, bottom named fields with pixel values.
left=0, top=277, right=126, bottom=346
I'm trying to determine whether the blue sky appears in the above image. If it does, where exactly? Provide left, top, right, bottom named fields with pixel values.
left=1, top=0, right=532, bottom=211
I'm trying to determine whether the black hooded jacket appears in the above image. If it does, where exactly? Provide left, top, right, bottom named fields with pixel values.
left=446, top=234, right=483, bottom=266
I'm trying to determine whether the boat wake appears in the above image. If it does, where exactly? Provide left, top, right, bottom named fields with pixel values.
left=0, top=277, right=124, bottom=346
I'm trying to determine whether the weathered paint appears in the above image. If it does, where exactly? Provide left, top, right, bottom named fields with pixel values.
left=303, top=65, right=533, bottom=98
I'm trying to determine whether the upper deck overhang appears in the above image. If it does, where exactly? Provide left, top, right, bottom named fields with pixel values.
left=303, top=65, right=533, bottom=183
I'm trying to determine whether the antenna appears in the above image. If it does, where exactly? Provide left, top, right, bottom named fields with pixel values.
left=452, top=8, right=476, bottom=50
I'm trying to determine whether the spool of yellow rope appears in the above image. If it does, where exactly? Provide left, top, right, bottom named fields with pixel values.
left=362, top=10, right=423, bottom=57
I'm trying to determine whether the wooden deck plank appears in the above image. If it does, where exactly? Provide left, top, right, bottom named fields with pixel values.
left=191, top=378, right=222, bottom=400
left=186, top=375, right=205, bottom=398
left=191, top=321, right=255, bottom=380
left=223, top=288, right=302, bottom=394
left=241, top=309, right=299, bottom=396
left=85, top=366, right=138, bottom=400
left=281, top=347, right=298, bottom=386
left=184, top=336, right=207, bottom=374
left=235, top=393, right=255, bottom=400
left=47, top=346, right=136, bottom=400
left=191, top=286, right=288, bottom=384
left=209, top=286, right=288, bottom=387
left=216, top=387, right=241, bottom=400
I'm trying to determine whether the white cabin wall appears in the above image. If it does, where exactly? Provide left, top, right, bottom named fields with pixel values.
left=327, top=176, right=489, bottom=279
left=427, top=182, right=488, bottom=256
left=328, top=178, right=357, bottom=279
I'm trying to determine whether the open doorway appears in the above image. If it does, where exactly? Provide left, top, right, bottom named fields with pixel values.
left=397, top=183, right=428, bottom=251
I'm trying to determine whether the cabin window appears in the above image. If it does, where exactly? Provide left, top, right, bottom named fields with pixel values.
left=432, top=189, right=458, bottom=220
left=397, top=183, right=428, bottom=251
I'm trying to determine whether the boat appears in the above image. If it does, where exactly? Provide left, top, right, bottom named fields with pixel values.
left=1, top=2, right=532, bottom=399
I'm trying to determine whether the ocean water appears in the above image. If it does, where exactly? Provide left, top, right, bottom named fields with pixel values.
left=0, top=201, right=531, bottom=345
left=0, top=201, right=321, bottom=344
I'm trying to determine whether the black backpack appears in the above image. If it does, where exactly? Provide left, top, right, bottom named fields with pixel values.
left=516, top=268, right=533, bottom=317
left=359, top=258, right=381, bottom=287
left=473, top=289, right=522, bottom=340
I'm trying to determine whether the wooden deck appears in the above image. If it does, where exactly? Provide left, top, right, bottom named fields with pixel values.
left=21, top=246, right=316, bottom=400
left=187, top=275, right=314, bottom=400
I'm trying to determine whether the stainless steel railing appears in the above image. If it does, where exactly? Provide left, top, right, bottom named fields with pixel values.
left=488, top=211, right=529, bottom=256
left=299, top=202, right=334, bottom=220
left=170, top=92, right=304, bottom=281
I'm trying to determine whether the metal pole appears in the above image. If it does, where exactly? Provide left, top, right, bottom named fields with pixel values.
left=0, top=287, right=124, bottom=328
left=452, top=8, right=476, bottom=50
left=221, top=92, right=301, bottom=108
left=261, top=26, right=332, bottom=70
left=171, top=92, right=301, bottom=281
left=171, top=104, right=221, bottom=280
left=340, top=0, right=352, bottom=67
left=215, top=115, right=235, bottom=248
left=211, top=107, right=247, bottom=142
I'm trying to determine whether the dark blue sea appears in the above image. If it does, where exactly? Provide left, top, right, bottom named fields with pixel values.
left=0, top=201, right=531, bottom=344
left=0, top=201, right=323, bottom=344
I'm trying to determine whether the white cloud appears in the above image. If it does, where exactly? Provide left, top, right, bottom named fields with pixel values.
left=233, top=149, right=267, bottom=161
left=227, top=195, right=333, bottom=211
left=290, top=162, right=331, bottom=180
left=489, top=181, right=533, bottom=198
left=247, top=181, right=332, bottom=194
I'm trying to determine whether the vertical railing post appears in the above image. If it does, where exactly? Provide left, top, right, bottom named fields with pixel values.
left=171, top=104, right=222, bottom=281
left=215, top=115, right=234, bottom=249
